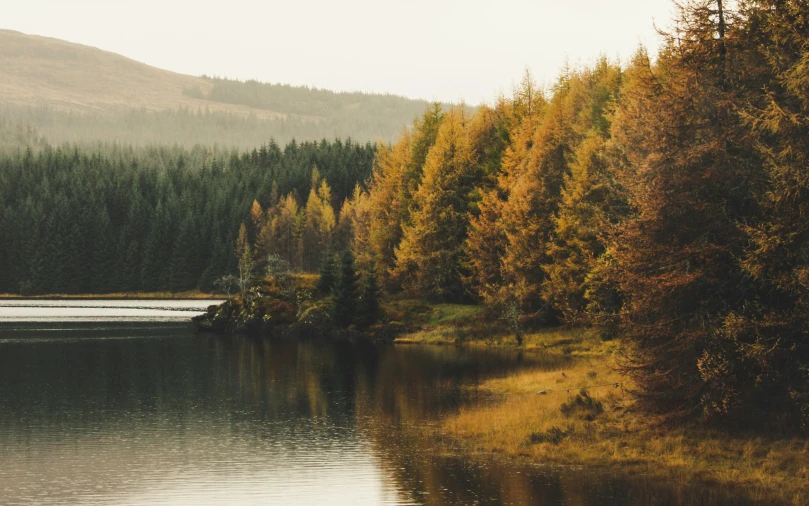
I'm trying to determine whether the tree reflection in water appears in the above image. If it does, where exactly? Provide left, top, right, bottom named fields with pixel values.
left=0, top=324, right=775, bottom=505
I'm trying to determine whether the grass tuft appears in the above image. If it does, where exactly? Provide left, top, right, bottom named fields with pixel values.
left=560, top=389, right=604, bottom=419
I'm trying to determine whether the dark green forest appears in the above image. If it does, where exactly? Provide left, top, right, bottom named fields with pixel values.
left=0, top=138, right=375, bottom=294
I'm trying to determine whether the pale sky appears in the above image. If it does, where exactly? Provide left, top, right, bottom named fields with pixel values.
left=3, top=0, right=675, bottom=104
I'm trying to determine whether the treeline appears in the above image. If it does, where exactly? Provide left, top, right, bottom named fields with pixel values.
left=0, top=102, right=421, bottom=149
left=0, top=138, right=375, bottom=294
left=249, top=0, right=806, bottom=429
left=186, top=76, right=452, bottom=128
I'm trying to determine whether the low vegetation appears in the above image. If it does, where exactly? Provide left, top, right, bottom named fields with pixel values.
left=434, top=327, right=809, bottom=506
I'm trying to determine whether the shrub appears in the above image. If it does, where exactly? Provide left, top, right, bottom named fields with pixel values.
left=560, top=389, right=603, bottom=419
left=528, top=425, right=573, bottom=445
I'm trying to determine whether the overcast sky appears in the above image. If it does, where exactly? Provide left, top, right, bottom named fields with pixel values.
left=4, top=0, right=675, bottom=104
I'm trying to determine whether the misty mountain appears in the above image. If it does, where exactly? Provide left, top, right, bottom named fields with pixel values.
left=0, top=29, right=450, bottom=148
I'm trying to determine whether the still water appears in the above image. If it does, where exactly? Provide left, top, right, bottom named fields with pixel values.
left=0, top=301, right=772, bottom=505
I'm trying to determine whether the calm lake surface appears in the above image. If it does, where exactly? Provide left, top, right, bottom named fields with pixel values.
left=0, top=300, right=771, bottom=505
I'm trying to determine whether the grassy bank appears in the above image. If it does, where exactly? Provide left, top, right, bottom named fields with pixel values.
left=386, top=301, right=808, bottom=505
left=0, top=291, right=224, bottom=299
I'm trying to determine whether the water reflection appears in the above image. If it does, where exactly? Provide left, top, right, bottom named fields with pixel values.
left=0, top=322, right=774, bottom=505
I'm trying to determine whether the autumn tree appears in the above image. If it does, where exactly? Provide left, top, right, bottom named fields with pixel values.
left=248, top=200, right=263, bottom=244
left=364, top=105, right=444, bottom=288
left=365, top=135, right=412, bottom=286
left=719, top=0, right=809, bottom=427
left=494, top=71, right=584, bottom=321
left=272, top=193, right=302, bottom=269
left=542, top=60, right=625, bottom=323
left=393, top=108, right=478, bottom=301
left=299, top=175, right=336, bottom=272
left=466, top=72, right=545, bottom=310
left=608, top=2, right=762, bottom=421
left=345, top=186, right=373, bottom=270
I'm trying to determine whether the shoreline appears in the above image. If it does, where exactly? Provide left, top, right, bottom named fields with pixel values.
left=0, top=292, right=225, bottom=300
left=394, top=323, right=808, bottom=506
left=4, top=294, right=806, bottom=502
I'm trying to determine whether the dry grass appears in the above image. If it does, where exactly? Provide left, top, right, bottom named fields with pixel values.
left=438, top=327, right=809, bottom=505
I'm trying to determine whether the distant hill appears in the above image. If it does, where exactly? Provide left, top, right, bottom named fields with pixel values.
left=0, top=29, right=450, bottom=148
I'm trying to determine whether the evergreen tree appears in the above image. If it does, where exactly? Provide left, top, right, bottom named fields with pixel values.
left=317, top=250, right=336, bottom=294
left=332, top=197, right=354, bottom=253
left=330, top=250, right=359, bottom=327
left=356, top=262, right=382, bottom=328
left=0, top=137, right=375, bottom=295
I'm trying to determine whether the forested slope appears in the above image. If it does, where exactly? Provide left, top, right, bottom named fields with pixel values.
left=0, top=29, right=447, bottom=146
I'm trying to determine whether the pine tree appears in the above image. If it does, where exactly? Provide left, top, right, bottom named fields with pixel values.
left=140, top=202, right=171, bottom=291
left=332, top=197, right=354, bottom=253
left=317, top=250, right=336, bottom=294
left=330, top=250, right=359, bottom=327
left=356, top=262, right=382, bottom=328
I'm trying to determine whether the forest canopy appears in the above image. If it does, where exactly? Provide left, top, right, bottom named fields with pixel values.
left=0, top=138, right=375, bottom=294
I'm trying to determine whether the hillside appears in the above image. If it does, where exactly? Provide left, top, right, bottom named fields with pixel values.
left=0, top=29, right=444, bottom=147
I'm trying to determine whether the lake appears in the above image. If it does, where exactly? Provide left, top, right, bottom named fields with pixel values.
left=0, top=300, right=771, bottom=505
